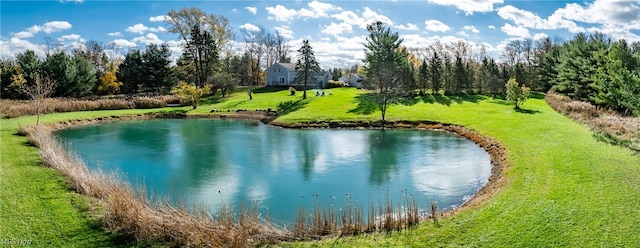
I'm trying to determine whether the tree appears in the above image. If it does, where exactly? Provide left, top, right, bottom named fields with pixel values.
left=209, top=72, right=238, bottom=98
left=363, top=21, right=409, bottom=130
left=506, top=77, right=531, bottom=110
left=118, top=50, right=144, bottom=94
left=171, top=82, right=212, bottom=109
left=16, top=50, right=41, bottom=87
left=41, top=52, right=76, bottom=97
left=12, top=70, right=56, bottom=125
left=97, top=70, right=122, bottom=95
left=141, top=43, right=175, bottom=92
left=418, top=59, right=429, bottom=95
left=429, top=51, right=442, bottom=94
left=71, top=56, right=97, bottom=97
left=166, top=7, right=231, bottom=87
left=294, top=40, right=320, bottom=99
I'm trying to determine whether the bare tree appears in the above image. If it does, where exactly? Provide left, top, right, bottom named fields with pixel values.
left=275, top=31, right=291, bottom=63
left=19, top=71, right=57, bottom=125
left=42, top=37, right=64, bottom=57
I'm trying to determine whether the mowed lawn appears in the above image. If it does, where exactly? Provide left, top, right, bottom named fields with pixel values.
left=1, top=88, right=639, bottom=247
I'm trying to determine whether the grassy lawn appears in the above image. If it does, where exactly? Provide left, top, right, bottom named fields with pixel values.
left=1, top=88, right=639, bottom=247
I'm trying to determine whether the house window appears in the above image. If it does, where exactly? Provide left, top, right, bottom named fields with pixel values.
left=280, top=77, right=285, bottom=85
left=278, top=68, right=280, bottom=72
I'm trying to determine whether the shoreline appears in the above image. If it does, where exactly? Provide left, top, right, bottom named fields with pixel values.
left=28, top=110, right=507, bottom=244
left=42, top=110, right=507, bottom=217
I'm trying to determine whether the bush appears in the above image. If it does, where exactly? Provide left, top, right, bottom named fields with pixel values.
left=505, top=78, right=530, bottom=110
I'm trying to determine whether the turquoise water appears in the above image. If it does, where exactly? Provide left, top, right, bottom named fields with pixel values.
left=56, top=119, right=491, bottom=224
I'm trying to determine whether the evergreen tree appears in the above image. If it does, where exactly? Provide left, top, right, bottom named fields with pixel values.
left=117, top=50, right=144, bottom=94
left=418, top=59, right=429, bottom=95
left=363, top=21, right=411, bottom=129
left=141, top=43, right=175, bottom=92
left=42, top=52, right=76, bottom=97
left=429, top=51, right=442, bottom=94
left=294, top=39, right=320, bottom=99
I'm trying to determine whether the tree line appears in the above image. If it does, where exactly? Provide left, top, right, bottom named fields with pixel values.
left=1, top=7, right=638, bottom=116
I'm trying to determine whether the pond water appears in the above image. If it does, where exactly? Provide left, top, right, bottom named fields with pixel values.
left=56, top=119, right=491, bottom=224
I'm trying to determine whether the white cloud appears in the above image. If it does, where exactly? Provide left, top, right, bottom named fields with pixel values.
left=0, top=37, right=44, bottom=59
left=395, top=23, right=419, bottom=31
left=107, top=31, right=123, bottom=37
left=274, top=26, right=294, bottom=39
left=266, top=1, right=342, bottom=21
left=533, top=33, right=549, bottom=41
left=500, top=23, right=531, bottom=38
left=239, top=23, right=261, bottom=32
left=265, top=5, right=298, bottom=21
left=428, top=0, right=504, bottom=15
left=331, top=8, right=393, bottom=30
left=12, top=20, right=73, bottom=38
left=245, top=6, right=257, bottom=15
left=58, top=34, right=82, bottom=41
left=497, top=5, right=585, bottom=33
left=362, top=7, right=393, bottom=25
left=126, top=24, right=167, bottom=34
left=132, top=33, right=163, bottom=45
left=551, top=0, right=640, bottom=41
left=108, top=39, right=137, bottom=48
left=322, top=22, right=353, bottom=36
left=425, top=20, right=450, bottom=32
left=149, top=15, right=168, bottom=22
left=488, top=25, right=496, bottom=29
left=13, top=31, right=34, bottom=39
left=463, top=25, right=480, bottom=34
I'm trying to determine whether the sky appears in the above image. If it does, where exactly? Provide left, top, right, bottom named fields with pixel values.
left=1, top=0, right=640, bottom=69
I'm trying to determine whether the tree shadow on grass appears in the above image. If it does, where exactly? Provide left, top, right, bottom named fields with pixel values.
left=515, top=108, right=541, bottom=114
left=419, top=94, right=485, bottom=106
left=277, top=99, right=308, bottom=116
left=348, top=93, right=378, bottom=115
left=253, top=86, right=288, bottom=93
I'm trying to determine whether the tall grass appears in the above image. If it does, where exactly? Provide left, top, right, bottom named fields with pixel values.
left=291, top=190, right=424, bottom=238
left=545, top=91, right=639, bottom=150
left=0, top=95, right=179, bottom=118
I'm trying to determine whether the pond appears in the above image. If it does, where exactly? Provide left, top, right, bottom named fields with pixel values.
left=56, top=119, right=491, bottom=224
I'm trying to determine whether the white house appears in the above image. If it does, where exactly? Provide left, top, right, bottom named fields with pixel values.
left=339, top=73, right=363, bottom=88
left=265, top=62, right=296, bottom=86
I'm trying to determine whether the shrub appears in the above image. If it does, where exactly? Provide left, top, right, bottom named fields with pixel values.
left=505, top=78, right=530, bottom=110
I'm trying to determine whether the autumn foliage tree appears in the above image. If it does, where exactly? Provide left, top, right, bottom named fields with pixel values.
left=97, top=70, right=122, bottom=95
left=171, top=81, right=211, bottom=109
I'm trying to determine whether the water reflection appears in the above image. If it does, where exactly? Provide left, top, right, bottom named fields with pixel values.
left=56, top=119, right=491, bottom=223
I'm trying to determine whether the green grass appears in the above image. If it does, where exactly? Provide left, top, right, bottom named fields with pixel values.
left=1, top=88, right=639, bottom=247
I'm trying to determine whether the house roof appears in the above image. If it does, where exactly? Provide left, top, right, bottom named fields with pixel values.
left=275, top=62, right=296, bottom=72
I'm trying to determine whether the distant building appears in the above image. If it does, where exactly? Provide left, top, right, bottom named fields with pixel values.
left=265, top=62, right=297, bottom=86
left=265, top=62, right=331, bottom=88
left=338, top=73, right=363, bottom=88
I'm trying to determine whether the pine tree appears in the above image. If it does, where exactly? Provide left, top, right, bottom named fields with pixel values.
left=294, top=40, right=319, bottom=99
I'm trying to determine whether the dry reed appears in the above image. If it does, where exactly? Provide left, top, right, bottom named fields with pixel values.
left=545, top=92, right=639, bottom=150
left=0, top=95, right=180, bottom=118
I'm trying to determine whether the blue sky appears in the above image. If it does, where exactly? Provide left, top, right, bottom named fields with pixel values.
left=2, top=0, right=640, bottom=68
